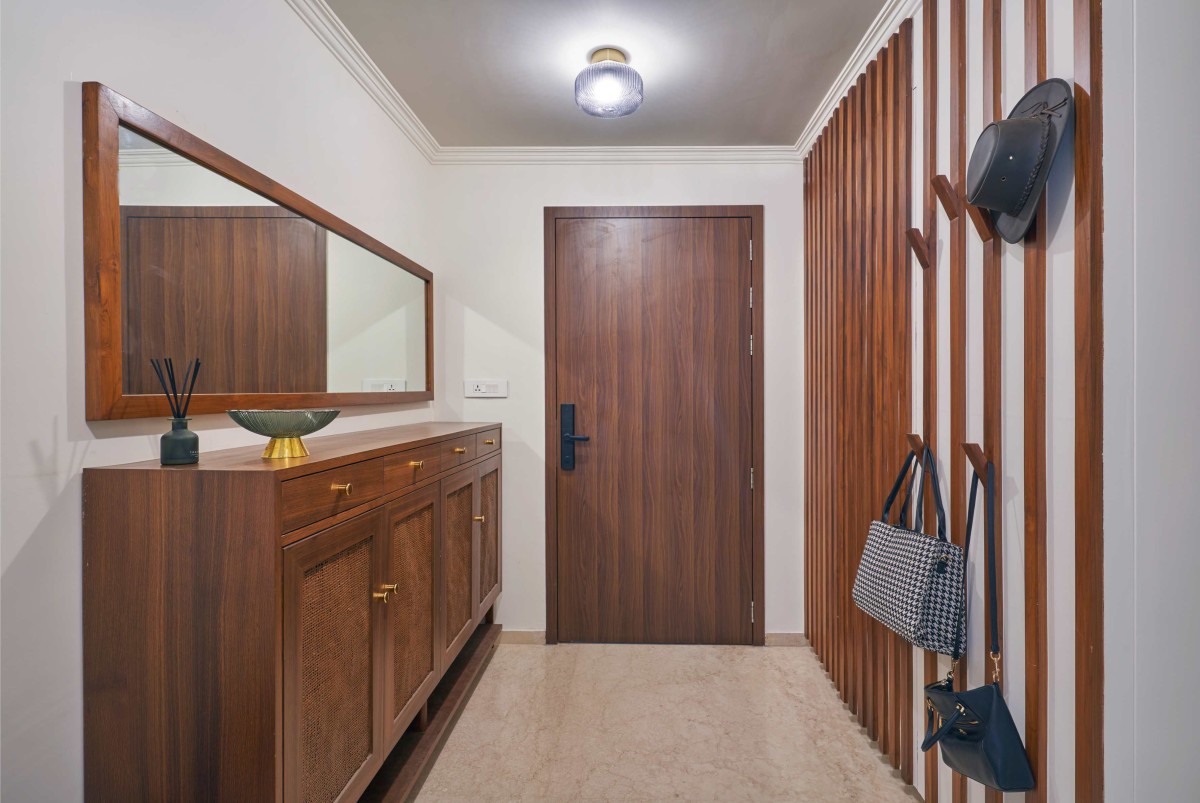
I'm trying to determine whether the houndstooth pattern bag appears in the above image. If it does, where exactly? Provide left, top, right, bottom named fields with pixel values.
left=852, top=448, right=969, bottom=657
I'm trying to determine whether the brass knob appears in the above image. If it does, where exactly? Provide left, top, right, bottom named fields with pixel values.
left=331, top=482, right=353, bottom=496
left=409, top=460, right=425, bottom=469
left=453, top=447, right=467, bottom=454
left=483, top=439, right=496, bottom=445
left=382, top=583, right=399, bottom=593
left=473, top=515, right=486, bottom=523
left=372, top=591, right=390, bottom=604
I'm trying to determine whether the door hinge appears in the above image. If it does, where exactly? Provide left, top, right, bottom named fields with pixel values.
left=750, top=335, right=754, bottom=355
left=750, top=467, right=755, bottom=489
left=749, top=286, right=754, bottom=308
left=751, top=600, right=755, bottom=624
left=749, top=239, right=754, bottom=261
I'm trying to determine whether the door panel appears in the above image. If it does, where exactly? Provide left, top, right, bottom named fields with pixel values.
left=438, top=469, right=477, bottom=667
left=476, top=455, right=502, bottom=620
left=282, top=509, right=383, bottom=803
left=382, top=485, right=438, bottom=748
left=553, top=214, right=754, bottom=645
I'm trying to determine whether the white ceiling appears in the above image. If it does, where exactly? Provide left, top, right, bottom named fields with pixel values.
left=323, top=0, right=887, bottom=148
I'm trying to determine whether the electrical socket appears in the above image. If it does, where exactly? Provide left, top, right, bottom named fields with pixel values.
left=465, top=379, right=508, bottom=398
left=362, top=378, right=407, bottom=392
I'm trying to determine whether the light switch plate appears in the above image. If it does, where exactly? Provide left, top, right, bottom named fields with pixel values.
left=465, top=379, right=508, bottom=398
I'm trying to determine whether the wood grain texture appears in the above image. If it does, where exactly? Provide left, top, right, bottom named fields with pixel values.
left=1023, top=0, right=1050, bottom=798
left=802, top=27, right=912, bottom=786
left=1074, top=0, right=1105, bottom=797
left=82, top=82, right=434, bottom=419
left=981, top=6, right=1005, bottom=801
left=933, top=174, right=962, bottom=220
left=922, top=1, right=941, bottom=799
left=949, top=2, right=969, bottom=799
left=121, top=206, right=327, bottom=395
left=551, top=212, right=753, bottom=645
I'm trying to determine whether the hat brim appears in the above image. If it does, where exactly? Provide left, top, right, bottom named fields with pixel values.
left=990, top=78, right=1074, bottom=244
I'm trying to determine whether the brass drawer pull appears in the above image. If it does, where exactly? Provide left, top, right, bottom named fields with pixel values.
left=409, top=460, right=425, bottom=469
left=473, top=515, right=486, bottom=523
left=483, top=439, right=496, bottom=445
left=453, top=447, right=467, bottom=454
left=331, top=482, right=353, bottom=496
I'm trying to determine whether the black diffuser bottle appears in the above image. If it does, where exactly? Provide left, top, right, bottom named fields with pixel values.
left=151, top=357, right=201, bottom=466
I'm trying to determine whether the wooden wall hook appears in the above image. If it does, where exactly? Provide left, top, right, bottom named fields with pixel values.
left=932, top=175, right=962, bottom=219
left=905, top=228, right=932, bottom=269
left=906, top=433, right=926, bottom=454
left=962, top=442, right=988, bottom=477
left=964, top=201, right=997, bottom=242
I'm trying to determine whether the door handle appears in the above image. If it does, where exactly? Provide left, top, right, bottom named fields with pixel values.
left=560, top=403, right=590, bottom=470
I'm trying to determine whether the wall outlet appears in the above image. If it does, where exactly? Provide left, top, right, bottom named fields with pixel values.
left=362, top=378, right=407, bottom=392
left=465, top=379, right=508, bottom=398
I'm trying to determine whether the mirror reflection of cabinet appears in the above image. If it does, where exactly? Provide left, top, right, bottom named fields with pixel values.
left=84, top=82, right=433, bottom=419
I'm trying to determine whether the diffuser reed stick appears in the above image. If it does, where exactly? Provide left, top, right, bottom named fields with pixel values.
left=150, top=357, right=201, bottom=418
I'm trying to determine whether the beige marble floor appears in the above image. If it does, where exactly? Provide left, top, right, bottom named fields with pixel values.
left=418, top=643, right=917, bottom=802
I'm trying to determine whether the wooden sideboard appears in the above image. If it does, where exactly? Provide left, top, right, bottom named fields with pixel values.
left=82, top=422, right=503, bottom=802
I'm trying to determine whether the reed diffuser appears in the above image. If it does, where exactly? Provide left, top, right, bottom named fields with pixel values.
left=151, top=357, right=201, bottom=465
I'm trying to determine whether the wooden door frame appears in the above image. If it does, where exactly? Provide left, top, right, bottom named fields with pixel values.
left=542, top=205, right=766, bottom=646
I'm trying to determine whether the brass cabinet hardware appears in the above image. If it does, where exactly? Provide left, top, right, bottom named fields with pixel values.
left=452, top=447, right=467, bottom=454
left=372, top=590, right=390, bottom=604
left=331, top=482, right=353, bottom=496
left=473, top=515, right=486, bottom=523
left=382, top=583, right=399, bottom=594
left=409, top=460, right=425, bottom=469
left=483, top=439, right=496, bottom=445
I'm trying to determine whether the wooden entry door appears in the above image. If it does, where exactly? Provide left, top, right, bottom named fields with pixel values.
left=545, top=206, right=763, bottom=645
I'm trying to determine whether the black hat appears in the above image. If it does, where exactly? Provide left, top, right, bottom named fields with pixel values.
left=965, top=78, right=1074, bottom=244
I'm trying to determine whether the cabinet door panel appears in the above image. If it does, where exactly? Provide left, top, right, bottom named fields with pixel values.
left=439, top=469, right=477, bottom=668
left=383, top=485, right=438, bottom=747
left=476, top=455, right=502, bottom=620
left=283, top=509, right=384, bottom=803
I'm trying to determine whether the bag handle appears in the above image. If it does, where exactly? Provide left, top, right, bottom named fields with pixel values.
left=881, top=448, right=948, bottom=544
left=880, top=451, right=916, bottom=523
left=948, top=471, right=980, bottom=662
left=920, top=448, right=948, bottom=543
left=951, top=460, right=1001, bottom=679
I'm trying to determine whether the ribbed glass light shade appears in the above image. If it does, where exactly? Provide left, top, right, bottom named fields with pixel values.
left=574, top=60, right=644, bottom=118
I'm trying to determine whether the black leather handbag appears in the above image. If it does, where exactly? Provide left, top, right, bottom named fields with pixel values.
left=921, top=461, right=1036, bottom=792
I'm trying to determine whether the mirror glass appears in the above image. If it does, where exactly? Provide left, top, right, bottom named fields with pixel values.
left=117, top=126, right=426, bottom=396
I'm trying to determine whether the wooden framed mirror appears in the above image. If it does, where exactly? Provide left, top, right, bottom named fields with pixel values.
left=83, top=83, right=433, bottom=420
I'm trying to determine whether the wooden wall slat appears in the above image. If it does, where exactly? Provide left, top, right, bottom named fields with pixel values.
left=921, top=1, right=941, bottom=798
left=1023, top=0, right=1050, bottom=799
left=981, top=5, right=1004, bottom=801
left=1074, top=0, right=1105, bottom=797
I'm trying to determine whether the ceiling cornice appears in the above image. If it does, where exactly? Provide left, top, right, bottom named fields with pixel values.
left=285, top=0, right=918, bottom=166
left=793, top=0, right=922, bottom=158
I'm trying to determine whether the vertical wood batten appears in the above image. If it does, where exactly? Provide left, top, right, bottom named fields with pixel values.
left=1074, top=0, right=1104, bottom=797
left=1022, top=0, right=1050, bottom=799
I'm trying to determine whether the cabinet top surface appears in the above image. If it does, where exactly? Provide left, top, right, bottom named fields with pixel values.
left=86, top=422, right=500, bottom=477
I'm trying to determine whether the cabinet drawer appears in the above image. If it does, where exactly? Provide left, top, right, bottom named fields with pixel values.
left=281, top=458, right=384, bottom=532
left=384, top=436, right=476, bottom=493
left=475, top=429, right=501, bottom=457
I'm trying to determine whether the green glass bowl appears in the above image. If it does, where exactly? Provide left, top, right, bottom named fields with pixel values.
left=226, top=409, right=340, bottom=459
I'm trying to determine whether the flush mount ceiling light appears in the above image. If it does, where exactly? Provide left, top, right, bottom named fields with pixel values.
left=574, top=47, right=644, bottom=118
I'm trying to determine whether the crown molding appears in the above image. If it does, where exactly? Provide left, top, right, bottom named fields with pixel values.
left=285, top=0, right=804, bottom=165
left=285, top=0, right=440, bottom=161
left=792, top=0, right=923, bottom=158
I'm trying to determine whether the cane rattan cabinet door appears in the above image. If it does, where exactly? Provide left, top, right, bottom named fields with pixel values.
left=476, top=455, right=502, bottom=621
left=439, top=468, right=478, bottom=669
left=283, top=509, right=385, bottom=803
left=382, top=484, right=439, bottom=747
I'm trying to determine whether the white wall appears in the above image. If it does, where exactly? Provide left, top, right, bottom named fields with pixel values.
left=0, top=0, right=443, bottom=798
left=1104, top=0, right=1200, bottom=799
left=431, top=163, right=806, bottom=636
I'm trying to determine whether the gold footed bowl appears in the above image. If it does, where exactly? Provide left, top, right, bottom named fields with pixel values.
left=226, top=409, right=340, bottom=459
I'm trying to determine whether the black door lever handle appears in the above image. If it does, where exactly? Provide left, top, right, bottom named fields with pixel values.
left=560, top=404, right=589, bottom=470
left=563, top=433, right=591, bottom=442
